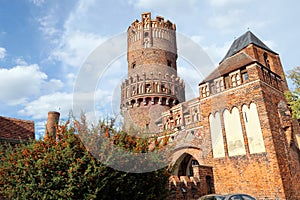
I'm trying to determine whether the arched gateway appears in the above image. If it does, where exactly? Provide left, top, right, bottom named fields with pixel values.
left=169, top=150, right=215, bottom=199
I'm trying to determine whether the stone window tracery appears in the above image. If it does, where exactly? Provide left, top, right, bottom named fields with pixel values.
left=200, top=83, right=210, bottom=98
left=230, top=71, right=241, bottom=87
left=214, top=77, right=224, bottom=93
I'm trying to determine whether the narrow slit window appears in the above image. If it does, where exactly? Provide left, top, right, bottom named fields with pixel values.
left=244, top=112, right=248, bottom=122
left=167, top=60, right=172, bottom=67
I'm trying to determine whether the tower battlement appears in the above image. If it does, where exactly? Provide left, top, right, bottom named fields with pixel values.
left=127, top=12, right=177, bottom=54
left=122, top=12, right=185, bottom=133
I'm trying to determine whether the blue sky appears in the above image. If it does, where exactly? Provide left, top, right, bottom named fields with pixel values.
left=0, top=0, right=299, bottom=139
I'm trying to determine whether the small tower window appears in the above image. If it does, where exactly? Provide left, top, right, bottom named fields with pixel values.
left=146, top=84, right=151, bottom=93
left=242, top=72, right=249, bottom=82
left=263, top=52, right=270, bottom=68
left=167, top=60, right=172, bottom=67
left=144, top=32, right=149, bottom=37
left=224, top=75, right=230, bottom=89
left=132, top=62, right=136, bottom=69
left=146, top=124, right=149, bottom=131
left=241, top=69, right=249, bottom=82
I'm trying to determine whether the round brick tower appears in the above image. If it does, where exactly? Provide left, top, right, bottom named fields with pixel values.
left=121, top=12, right=185, bottom=133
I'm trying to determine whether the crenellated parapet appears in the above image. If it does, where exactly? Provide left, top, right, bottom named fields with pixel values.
left=122, top=12, right=185, bottom=133
left=127, top=12, right=176, bottom=54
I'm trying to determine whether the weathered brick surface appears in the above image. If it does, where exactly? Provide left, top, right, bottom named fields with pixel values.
left=121, top=13, right=300, bottom=200
left=121, top=13, right=185, bottom=133
left=167, top=51, right=300, bottom=199
left=194, top=60, right=300, bottom=199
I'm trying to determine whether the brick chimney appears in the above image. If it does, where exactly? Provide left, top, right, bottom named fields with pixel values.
left=46, top=111, right=60, bottom=139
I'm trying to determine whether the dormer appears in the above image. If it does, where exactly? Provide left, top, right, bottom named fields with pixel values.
left=220, top=31, right=288, bottom=90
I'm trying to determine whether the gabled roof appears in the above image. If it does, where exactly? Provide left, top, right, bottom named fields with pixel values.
left=220, top=31, right=277, bottom=63
left=0, top=116, right=35, bottom=144
left=200, top=52, right=255, bottom=84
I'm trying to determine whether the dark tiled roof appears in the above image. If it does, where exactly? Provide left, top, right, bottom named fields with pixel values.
left=200, top=52, right=255, bottom=84
left=0, top=116, right=35, bottom=143
left=220, top=31, right=277, bottom=63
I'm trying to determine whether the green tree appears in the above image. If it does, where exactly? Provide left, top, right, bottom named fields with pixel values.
left=0, top=117, right=169, bottom=200
left=285, top=66, right=300, bottom=119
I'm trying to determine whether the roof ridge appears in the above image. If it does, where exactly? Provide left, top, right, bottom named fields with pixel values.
left=220, top=31, right=277, bottom=64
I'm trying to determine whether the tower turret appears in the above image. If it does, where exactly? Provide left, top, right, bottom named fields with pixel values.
left=121, top=12, right=185, bottom=133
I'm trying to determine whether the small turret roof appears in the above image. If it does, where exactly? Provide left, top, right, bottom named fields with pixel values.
left=220, top=31, right=277, bottom=63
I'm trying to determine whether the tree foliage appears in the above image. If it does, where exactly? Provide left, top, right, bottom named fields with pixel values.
left=285, top=66, right=300, bottom=119
left=0, top=116, right=170, bottom=200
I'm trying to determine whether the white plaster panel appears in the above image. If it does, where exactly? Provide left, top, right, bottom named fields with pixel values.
left=209, top=112, right=225, bottom=158
left=242, top=103, right=266, bottom=154
left=224, top=107, right=246, bottom=156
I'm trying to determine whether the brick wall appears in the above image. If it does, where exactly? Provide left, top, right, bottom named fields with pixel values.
left=195, top=59, right=300, bottom=199
left=169, top=59, right=300, bottom=199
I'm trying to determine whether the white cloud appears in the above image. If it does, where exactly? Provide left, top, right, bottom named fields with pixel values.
left=42, top=78, right=64, bottom=93
left=35, top=0, right=108, bottom=69
left=203, top=41, right=232, bottom=65
left=51, top=31, right=106, bottom=67
left=209, top=0, right=251, bottom=7
left=14, top=57, right=28, bottom=65
left=37, top=14, right=61, bottom=39
left=18, top=92, right=72, bottom=119
left=0, top=64, right=64, bottom=105
left=0, top=47, right=6, bottom=60
left=0, top=65, right=47, bottom=105
left=29, top=0, right=45, bottom=6
left=19, top=88, right=113, bottom=121
left=209, top=9, right=244, bottom=31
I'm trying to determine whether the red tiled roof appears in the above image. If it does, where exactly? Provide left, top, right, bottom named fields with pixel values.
left=0, top=116, right=35, bottom=143
left=200, top=52, right=255, bottom=84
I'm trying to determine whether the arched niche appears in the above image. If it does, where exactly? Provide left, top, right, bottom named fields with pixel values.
left=223, top=107, right=246, bottom=156
left=242, top=103, right=266, bottom=154
left=209, top=112, right=225, bottom=158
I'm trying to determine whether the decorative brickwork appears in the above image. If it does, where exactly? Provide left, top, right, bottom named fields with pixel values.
left=121, top=12, right=185, bottom=133
left=121, top=13, right=300, bottom=199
